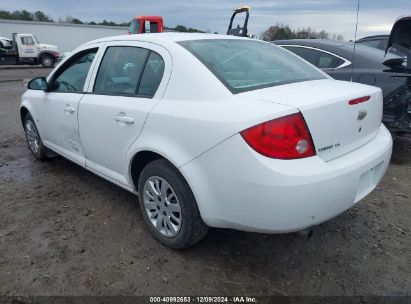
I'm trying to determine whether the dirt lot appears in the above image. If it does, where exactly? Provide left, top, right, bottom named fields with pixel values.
left=0, top=67, right=410, bottom=297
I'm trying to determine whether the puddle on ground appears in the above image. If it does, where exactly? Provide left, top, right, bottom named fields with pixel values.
left=0, top=157, right=39, bottom=184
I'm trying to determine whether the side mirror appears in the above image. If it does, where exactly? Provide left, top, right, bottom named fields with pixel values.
left=28, top=77, right=48, bottom=91
left=383, top=57, right=406, bottom=69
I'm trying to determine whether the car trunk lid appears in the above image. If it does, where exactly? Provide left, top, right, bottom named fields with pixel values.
left=240, top=79, right=383, bottom=161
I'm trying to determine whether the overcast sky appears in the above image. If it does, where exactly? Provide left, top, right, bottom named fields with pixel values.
left=1, top=0, right=410, bottom=40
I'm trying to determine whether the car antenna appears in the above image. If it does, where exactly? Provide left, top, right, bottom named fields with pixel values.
left=351, top=0, right=360, bottom=82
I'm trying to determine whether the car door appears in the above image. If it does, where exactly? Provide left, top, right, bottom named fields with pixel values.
left=38, top=45, right=100, bottom=165
left=17, top=35, right=37, bottom=58
left=79, top=41, right=171, bottom=188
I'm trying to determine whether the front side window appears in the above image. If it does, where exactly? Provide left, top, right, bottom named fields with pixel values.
left=21, top=37, right=34, bottom=45
left=50, top=48, right=97, bottom=93
left=179, top=39, right=326, bottom=94
left=94, top=46, right=164, bottom=97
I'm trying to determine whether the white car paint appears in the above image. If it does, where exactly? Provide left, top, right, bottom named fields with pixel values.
left=21, top=33, right=392, bottom=233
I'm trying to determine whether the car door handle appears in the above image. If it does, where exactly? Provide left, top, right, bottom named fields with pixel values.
left=64, top=105, right=75, bottom=113
left=115, top=113, right=134, bottom=124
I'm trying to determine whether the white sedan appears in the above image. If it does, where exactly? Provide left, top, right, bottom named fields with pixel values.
left=21, top=33, right=392, bottom=249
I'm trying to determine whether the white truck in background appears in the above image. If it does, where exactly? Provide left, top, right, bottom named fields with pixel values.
left=0, top=33, right=59, bottom=68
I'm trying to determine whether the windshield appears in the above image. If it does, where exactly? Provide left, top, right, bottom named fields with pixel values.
left=129, top=19, right=141, bottom=34
left=179, top=39, right=326, bottom=93
left=33, top=36, right=39, bottom=44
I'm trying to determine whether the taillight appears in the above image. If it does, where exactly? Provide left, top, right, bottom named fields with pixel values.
left=240, top=112, right=316, bottom=159
left=349, top=96, right=370, bottom=105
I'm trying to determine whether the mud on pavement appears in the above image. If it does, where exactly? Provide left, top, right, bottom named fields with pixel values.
left=0, top=67, right=410, bottom=296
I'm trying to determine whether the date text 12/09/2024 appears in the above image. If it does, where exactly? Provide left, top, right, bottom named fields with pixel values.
left=149, top=296, right=257, bottom=303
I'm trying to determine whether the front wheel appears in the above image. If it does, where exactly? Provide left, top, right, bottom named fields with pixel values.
left=23, top=113, right=48, bottom=161
left=138, top=159, right=208, bottom=249
left=40, top=55, right=55, bottom=68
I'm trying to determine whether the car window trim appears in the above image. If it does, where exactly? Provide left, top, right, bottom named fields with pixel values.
left=48, top=47, right=99, bottom=94
left=280, top=45, right=352, bottom=69
left=83, top=91, right=154, bottom=99
left=135, top=50, right=151, bottom=95
left=92, top=45, right=161, bottom=99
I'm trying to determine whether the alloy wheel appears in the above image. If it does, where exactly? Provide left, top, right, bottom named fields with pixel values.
left=25, top=120, right=39, bottom=154
left=143, top=176, right=182, bottom=237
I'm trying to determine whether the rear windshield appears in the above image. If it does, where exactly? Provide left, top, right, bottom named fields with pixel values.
left=179, top=39, right=326, bottom=93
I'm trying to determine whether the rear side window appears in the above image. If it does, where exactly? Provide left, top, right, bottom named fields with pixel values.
left=94, top=46, right=164, bottom=97
left=284, top=46, right=344, bottom=69
left=359, top=40, right=381, bottom=49
left=149, top=22, right=159, bottom=33
left=138, top=52, right=165, bottom=96
left=94, top=46, right=149, bottom=96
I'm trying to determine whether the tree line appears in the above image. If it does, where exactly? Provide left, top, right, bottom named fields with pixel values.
left=0, top=9, right=205, bottom=33
left=1, top=10, right=343, bottom=39
left=0, top=9, right=53, bottom=22
left=261, top=23, right=344, bottom=41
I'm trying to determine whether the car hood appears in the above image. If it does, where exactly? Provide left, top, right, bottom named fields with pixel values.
left=39, top=44, right=59, bottom=52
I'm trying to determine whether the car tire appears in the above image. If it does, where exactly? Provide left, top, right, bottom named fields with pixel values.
left=40, top=55, right=55, bottom=68
left=138, top=159, right=208, bottom=249
left=23, top=113, right=48, bottom=161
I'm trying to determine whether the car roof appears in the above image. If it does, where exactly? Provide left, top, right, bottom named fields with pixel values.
left=357, top=35, right=389, bottom=41
left=83, top=32, right=249, bottom=47
left=273, top=39, right=349, bottom=48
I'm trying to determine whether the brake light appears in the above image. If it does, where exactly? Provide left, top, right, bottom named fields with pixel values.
left=349, top=96, right=370, bottom=105
left=240, top=113, right=316, bottom=159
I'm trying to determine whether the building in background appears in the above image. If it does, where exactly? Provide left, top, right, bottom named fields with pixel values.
left=0, top=19, right=128, bottom=53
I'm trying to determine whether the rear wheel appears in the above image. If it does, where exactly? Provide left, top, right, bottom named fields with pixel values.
left=138, top=159, right=208, bottom=249
left=23, top=113, right=48, bottom=161
left=40, top=55, right=55, bottom=68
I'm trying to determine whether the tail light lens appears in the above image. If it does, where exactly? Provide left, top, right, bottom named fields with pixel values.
left=240, top=112, right=316, bottom=159
left=349, top=96, right=370, bottom=105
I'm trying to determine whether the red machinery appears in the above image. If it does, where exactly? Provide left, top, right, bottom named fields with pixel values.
left=129, top=16, right=164, bottom=34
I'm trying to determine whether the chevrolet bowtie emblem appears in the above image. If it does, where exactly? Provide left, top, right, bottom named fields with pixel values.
left=357, top=110, right=367, bottom=121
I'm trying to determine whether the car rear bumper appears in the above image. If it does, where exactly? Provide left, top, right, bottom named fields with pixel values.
left=180, top=124, right=392, bottom=233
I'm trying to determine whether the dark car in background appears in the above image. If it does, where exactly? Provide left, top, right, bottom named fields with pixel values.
left=273, top=39, right=411, bottom=134
left=356, top=35, right=389, bottom=51
left=356, top=35, right=404, bottom=56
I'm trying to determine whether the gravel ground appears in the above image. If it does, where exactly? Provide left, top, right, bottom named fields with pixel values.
left=0, top=67, right=410, bottom=297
